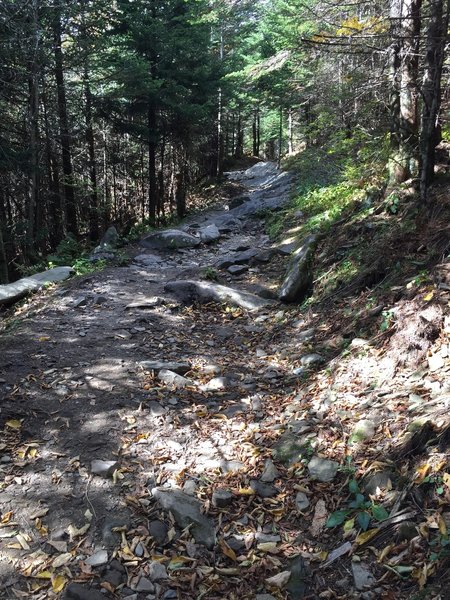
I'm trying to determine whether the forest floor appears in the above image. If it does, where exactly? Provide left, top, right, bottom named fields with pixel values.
left=0, top=161, right=450, bottom=600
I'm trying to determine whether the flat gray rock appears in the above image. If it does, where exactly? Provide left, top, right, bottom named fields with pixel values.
left=63, top=583, right=106, bottom=600
left=85, top=550, right=108, bottom=567
left=158, top=369, right=191, bottom=389
left=228, top=264, right=249, bottom=276
left=295, top=492, right=310, bottom=511
left=152, top=487, right=215, bottom=548
left=199, top=224, right=220, bottom=243
left=308, top=456, right=339, bottom=482
left=200, top=377, right=230, bottom=391
left=279, top=235, right=319, bottom=303
left=138, top=360, right=190, bottom=374
left=300, top=353, right=324, bottom=367
left=90, top=459, right=119, bottom=478
left=133, top=253, right=163, bottom=266
left=141, top=229, right=200, bottom=250
left=164, top=280, right=273, bottom=311
left=351, top=562, right=375, bottom=590
left=261, top=459, right=280, bottom=483
left=0, top=267, right=73, bottom=305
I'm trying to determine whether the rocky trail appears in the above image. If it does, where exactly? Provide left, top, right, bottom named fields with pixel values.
left=1, top=162, right=450, bottom=600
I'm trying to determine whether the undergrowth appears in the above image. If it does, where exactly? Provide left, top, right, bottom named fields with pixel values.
left=267, top=132, right=388, bottom=241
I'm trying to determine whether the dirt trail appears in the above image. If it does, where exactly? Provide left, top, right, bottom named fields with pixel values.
left=3, top=163, right=449, bottom=600
left=0, top=163, right=305, bottom=599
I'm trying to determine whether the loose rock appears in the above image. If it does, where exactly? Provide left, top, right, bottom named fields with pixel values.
left=212, top=489, right=234, bottom=508
left=90, top=459, right=118, bottom=478
left=260, top=459, right=280, bottom=483
left=307, top=456, right=339, bottom=482
left=152, top=487, right=216, bottom=548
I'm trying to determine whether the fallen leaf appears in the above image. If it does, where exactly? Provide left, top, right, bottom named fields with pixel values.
left=219, top=539, right=237, bottom=561
left=6, top=419, right=22, bottom=430
left=355, top=528, right=378, bottom=545
left=265, top=570, right=291, bottom=588
left=52, top=574, right=68, bottom=592
left=52, top=553, right=73, bottom=568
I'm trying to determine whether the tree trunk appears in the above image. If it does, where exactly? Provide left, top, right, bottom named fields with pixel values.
left=175, top=170, right=186, bottom=219
left=26, top=0, right=40, bottom=259
left=277, top=105, right=283, bottom=168
left=388, top=0, right=422, bottom=183
left=0, top=193, right=9, bottom=283
left=252, top=108, right=258, bottom=156
left=148, top=104, right=157, bottom=225
left=43, top=81, right=63, bottom=247
left=288, top=108, right=294, bottom=154
left=419, top=0, right=450, bottom=201
left=84, top=64, right=99, bottom=241
left=53, top=4, right=78, bottom=236
left=216, top=27, right=224, bottom=177
left=234, top=108, right=244, bottom=158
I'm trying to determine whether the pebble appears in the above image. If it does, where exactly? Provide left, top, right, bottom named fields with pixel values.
left=148, top=560, right=168, bottom=581
left=183, top=479, right=197, bottom=495
left=308, top=456, right=339, bottom=482
left=300, top=353, right=324, bottom=367
left=148, top=401, right=167, bottom=416
left=212, top=489, right=234, bottom=508
left=260, top=459, right=280, bottom=483
left=148, top=520, right=169, bottom=544
left=200, top=377, right=229, bottom=391
left=351, top=562, right=375, bottom=590
left=85, top=550, right=108, bottom=567
left=295, top=491, right=310, bottom=511
left=90, top=459, right=118, bottom=478
left=135, top=577, right=155, bottom=592
left=250, top=479, right=278, bottom=498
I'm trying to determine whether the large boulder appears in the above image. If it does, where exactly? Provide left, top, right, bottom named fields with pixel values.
left=164, top=280, right=273, bottom=311
left=198, top=224, right=221, bottom=243
left=90, top=226, right=119, bottom=261
left=141, top=229, right=200, bottom=250
left=278, top=235, right=318, bottom=303
left=0, top=267, right=73, bottom=305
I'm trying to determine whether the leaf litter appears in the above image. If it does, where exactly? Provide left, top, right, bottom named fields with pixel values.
left=0, top=166, right=449, bottom=599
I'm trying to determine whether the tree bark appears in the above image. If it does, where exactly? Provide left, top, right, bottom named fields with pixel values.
left=83, top=64, right=99, bottom=241
left=278, top=105, right=283, bottom=168
left=53, top=4, right=78, bottom=236
left=26, top=0, right=40, bottom=259
left=419, top=0, right=450, bottom=201
left=388, top=0, right=422, bottom=183
left=148, top=104, right=158, bottom=225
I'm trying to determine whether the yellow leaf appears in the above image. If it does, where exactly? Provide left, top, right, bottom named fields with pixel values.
left=35, top=570, right=52, bottom=579
left=52, top=574, right=68, bottom=592
left=378, top=543, right=394, bottom=562
left=1, top=511, right=13, bottom=524
left=443, top=473, right=450, bottom=488
left=6, top=419, right=22, bottom=430
left=168, top=555, right=194, bottom=570
left=237, top=487, right=255, bottom=496
left=355, top=528, right=378, bottom=545
left=414, top=463, right=431, bottom=483
left=344, top=518, right=355, bottom=533
left=257, top=542, right=278, bottom=553
left=437, top=514, right=448, bottom=537
left=28, top=448, right=38, bottom=458
left=52, top=553, right=73, bottom=568
left=424, top=291, right=434, bottom=302
left=219, top=539, right=237, bottom=561
left=38, top=336, right=50, bottom=342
